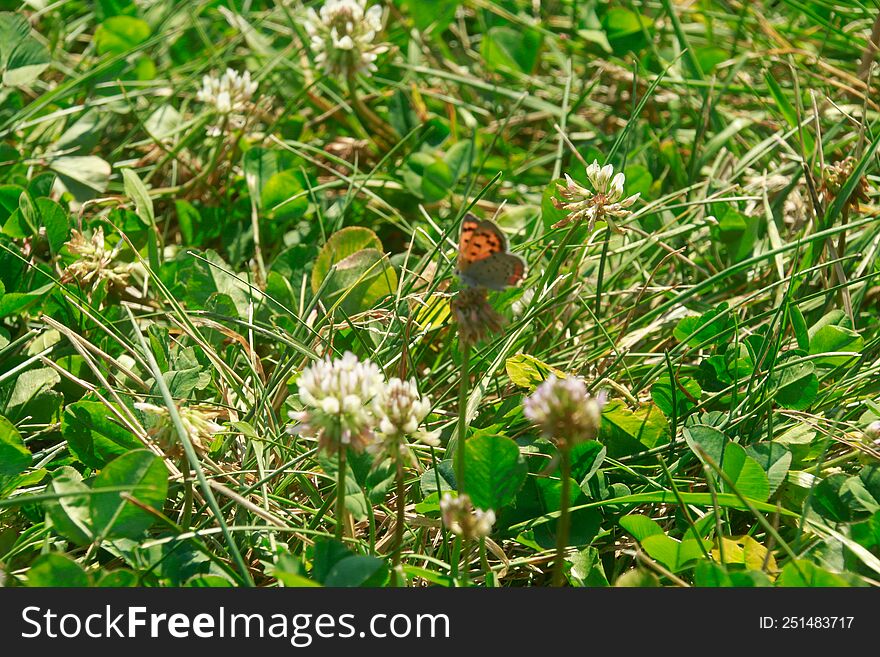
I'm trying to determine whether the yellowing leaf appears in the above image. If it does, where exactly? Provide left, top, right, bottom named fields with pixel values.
left=414, top=293, right=450, bottom=330
left=599, top=400, right=669, bottom=457
left=713, top=535, right=779, bottom=578
left=505, top=353, right=564, bottom=389
left=312, top=226, right=383, bottom=294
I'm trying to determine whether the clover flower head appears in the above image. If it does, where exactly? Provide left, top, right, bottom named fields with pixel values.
left=287, top=351, right=385, bottom=453
left=369, top=377, right=440, bottom=464
left=450, top=286, right=506, bottom=347
left=197, top=68, right=257, bottom=113
left=303, top=0, right=388, bottom=77
left=821, top=156, right=870, bottom=214
left=135, top=401, right=225, bottom=458
left=523, top=375, right=606, bottom=448
left=62, top=227, right=131, bottom=291
left=440, top=493, right=495, bottom=540
left=323, top=136, right=371, bottom=171
left=866, top=420, right=880, bottom=441
left=552, top=160, right=640, bottom=231
left=196, top=68, right=258, bottom=135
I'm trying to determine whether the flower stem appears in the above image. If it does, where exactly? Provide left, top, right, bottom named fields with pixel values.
left=449, top=536, right=461, bottom=582
left=460, top=538, right=472, bottom=587
left=454, top=344, right=471, bottom=583
left=335, top=445, right=347, bottom=540
left=392, top=451, right=406, bottom=587
left=455, top=343, right=471, bottom=493
left=594, top=232, right=612, bottom=314
left=552, top=447, right=572, bottom=587
left=479, top=538, right=492, bottom=586
left=346, top=72, right=394, bottom=148
left=181, top=465, right=193, bottom=529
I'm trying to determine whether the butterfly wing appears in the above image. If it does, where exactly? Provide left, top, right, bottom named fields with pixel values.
left=458, top=213, right=480, bottom=257
left=457, top=215, right=509, bottom=271
left=456, top=214, right=524, bottom=289
left=458, top=252, right=526, bottom=291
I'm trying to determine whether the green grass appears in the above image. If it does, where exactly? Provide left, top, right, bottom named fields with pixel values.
left=1, top=0, right=879, bottom=588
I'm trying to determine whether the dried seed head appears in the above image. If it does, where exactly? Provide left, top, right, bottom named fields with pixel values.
left=61, top=228, right=132, bottom=291
left=821, top=156, right=870, bottom=215
left=450, top=286, right=506, bottom=347
left=135, top=402, right=224, bottom=459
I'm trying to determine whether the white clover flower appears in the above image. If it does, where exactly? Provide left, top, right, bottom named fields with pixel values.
left=369, top=377, right=440, bottom=465
left=197, top=68, right=257, bottom=113
left=288, top=351, right=385, bottom=453
left=196, top=68, right=258, bottom=135
left=523, top=375, right=606, bottom=448
left=440, top=493, right=495, bottom=540
left=552, top=160, right=640, bottom=231
left=135, top=402, right=224, bottom=457
left=61, top=227, right=132, bottom=291
left=866, top=420, right=880, bottom=441
left=303, top=0, right=388, bottom=78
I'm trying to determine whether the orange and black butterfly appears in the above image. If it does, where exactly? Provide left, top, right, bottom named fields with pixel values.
left=455, top=213, right=525, bottom=290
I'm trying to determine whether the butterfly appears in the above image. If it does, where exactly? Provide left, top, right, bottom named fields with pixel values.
left=456, top=213, right=526, bottom=291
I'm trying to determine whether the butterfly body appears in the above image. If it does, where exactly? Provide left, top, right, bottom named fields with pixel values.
left=456, top=213, right=525, bottom=290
